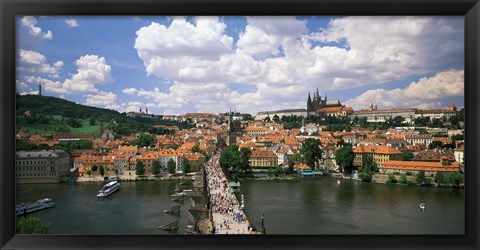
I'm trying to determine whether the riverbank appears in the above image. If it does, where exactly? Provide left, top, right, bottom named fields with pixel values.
left=248, top=175, right=299, bottom=181
left=75, top=173, right=191, bottom=182
left=330, top=172, right=464, bottom=189
left=246, top=172, right=464, bottom=189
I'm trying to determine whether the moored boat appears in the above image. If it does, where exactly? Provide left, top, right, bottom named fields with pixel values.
left=16, top=198, right=55, bottom=216
left=97, top=181, right=120, bottom=198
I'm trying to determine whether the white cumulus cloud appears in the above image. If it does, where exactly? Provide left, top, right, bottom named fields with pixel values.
left=308, top=16, right=463, bottom=89
left=21, top=16, right=53, bottom=40
left=63, top=55, right=112, bottom=92
left=18, top=50, right=63, bottom=78
left=237, top=16, right=307, bottom=58
left=84, top=91, right=119, bottom=110
left=344, top=69, right=464, bottom=110
left=22, top=54, right=112, bottom=95
left=65, top=19, right=79, bottom=27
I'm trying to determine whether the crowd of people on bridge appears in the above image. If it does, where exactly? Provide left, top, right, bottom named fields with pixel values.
left=205, top=154, right=250, bottom=234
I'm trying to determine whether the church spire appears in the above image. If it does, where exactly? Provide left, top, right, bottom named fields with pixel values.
left=369, top=101, right=373, bottom=110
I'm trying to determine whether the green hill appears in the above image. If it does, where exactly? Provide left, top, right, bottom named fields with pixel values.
left=16, top=94, right=193, bottom=135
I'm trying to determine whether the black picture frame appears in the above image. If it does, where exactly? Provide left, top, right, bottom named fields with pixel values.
left=1, top=0, right=479, bottom=249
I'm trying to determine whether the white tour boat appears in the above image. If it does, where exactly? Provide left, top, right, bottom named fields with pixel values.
left=97, top=181, right=120, bottom=198
left=16, top=198, right=55, bottom=216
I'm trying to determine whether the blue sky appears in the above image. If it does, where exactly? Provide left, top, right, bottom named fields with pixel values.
left=16, top=16, right=464, bottom=115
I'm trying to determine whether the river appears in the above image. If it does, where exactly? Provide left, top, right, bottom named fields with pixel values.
left=16, top=180, right=191, bottom=234
left=241, top=177, right=464, bottom=235
left=16, top=177, right=464, bottom=235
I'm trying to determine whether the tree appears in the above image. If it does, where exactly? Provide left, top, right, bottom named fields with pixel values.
left=16, top=140, right=37, bottom=151
left=445, top=172, right=463, bottom=186
left=352, top=116, right=359, bottom=125
left=393, top=116, right=405, bottom=127
left=220, top=144, right=241, bottom=171
left=264, top=116, right=271, bottom=123
left=69, top=140, right=93, bottom=150
left=152, top=160, right=161, bottom=175
left=399, top=174, right=407, bottom=184
left=135, top=160, right=145, bottom=176
left=191, top=143, right=201, bottom=153
left=428, top=141, right=443, bottom=149
left=181, top=158, right=190, bottom=174
left=434, top=172, right=445, bottom=184
left=16, top=216, right=50, bottom=234
left=359, top=169, right=372, bottom=182
left=271, top=167, right=283, bottom=177
left=290, top=153, right=303, bottom=163
left=89, top=117, right=97, bottom=125
left=219, top=144, right=253, bottom=181
left=301, top=138, right=323, bottom=170
left=98, top=165, right=105, bottom=177
left=386, top=174, right=398, bottom=184
left=415, top=116, right=430, bottom=126
left=449, top=115, right=460, bottom=127
left=287, top=158, right=295, bottom=174
left=451, top=134, right=464, bottom=141
left=272, top=114, right=280, bottom=123
left=359, top=117, right=368, bottom=128
left=167, top=158, right=176, bottom=174
left=86, top=170, right=92, bottom=177
left=239, top=147, right=252, bottom=176
left=416, top=171, right=431, bottom=185
left=91, top=165, right=98, bottom=172
left=362, top=154, right=375, bottom=172
left=334, top=146, right=354, bottom=173
left=402, top=150, right=414, bottom=161
left=431, top=118, right=444, bottom=128
left=131, top=133, right=156, bottom=148
left=65, top=118, right=82, bottom=128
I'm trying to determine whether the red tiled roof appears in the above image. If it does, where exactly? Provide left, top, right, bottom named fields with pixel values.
left=353, top=145, right=402, bottom=154
left=251, top=149, right=277, bottom=158
left=380, top=160, right=460, bottom=172
left=355, top=108, right=417, bottom=113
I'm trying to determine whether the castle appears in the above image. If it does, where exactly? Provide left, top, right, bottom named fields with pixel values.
left=255, top=88, right=343, bottom=120
left=306, top=88, right=342, bottom=115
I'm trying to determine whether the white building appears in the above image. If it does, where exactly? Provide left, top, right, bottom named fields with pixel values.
left=255, top=109, right=307, bottom=121
left=404, top=134, right=433, bottom=147
left=352, top=108, right=417, bottom=124
left=454, top=145, right=464, bottom=164
left=414, top=103, right=458, bottom=120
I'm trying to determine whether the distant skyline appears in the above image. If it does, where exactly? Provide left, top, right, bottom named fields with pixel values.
left=16, top=16, right=464, bottom=115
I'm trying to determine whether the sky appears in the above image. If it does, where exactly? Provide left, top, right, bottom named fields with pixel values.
left=16, top=16, right=465, bottom=116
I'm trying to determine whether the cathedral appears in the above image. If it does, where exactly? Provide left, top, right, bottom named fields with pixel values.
left=306, top=88, right=342, bottom=115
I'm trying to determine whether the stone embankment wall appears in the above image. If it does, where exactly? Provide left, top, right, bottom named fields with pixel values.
left=185, top=165, right=212, bottom=234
